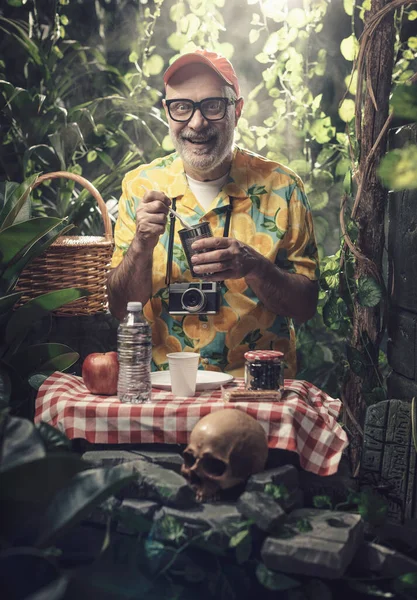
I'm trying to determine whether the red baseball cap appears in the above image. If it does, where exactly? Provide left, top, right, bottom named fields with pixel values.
left=163, top=49, right=240, bottom=97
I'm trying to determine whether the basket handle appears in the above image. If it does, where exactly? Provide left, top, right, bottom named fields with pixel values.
left=32, top=171, right=113, bottom=240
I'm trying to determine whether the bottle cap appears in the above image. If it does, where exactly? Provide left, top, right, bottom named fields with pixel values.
left=127, top=301, right=143, bottom=311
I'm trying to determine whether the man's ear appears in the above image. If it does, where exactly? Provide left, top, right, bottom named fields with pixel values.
left=234, top=97, right=244, bottom=125
left=162, top=98, right=169, bottom=120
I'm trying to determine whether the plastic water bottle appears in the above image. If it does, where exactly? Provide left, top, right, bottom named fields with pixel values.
left=117, top=301, right=152, bottom=403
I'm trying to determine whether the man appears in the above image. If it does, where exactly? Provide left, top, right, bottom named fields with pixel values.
left=107, top=49, right=319, bottom=377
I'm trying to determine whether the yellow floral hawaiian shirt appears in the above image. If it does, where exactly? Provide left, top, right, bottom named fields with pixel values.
left=111, top=146, right=319, bottom=377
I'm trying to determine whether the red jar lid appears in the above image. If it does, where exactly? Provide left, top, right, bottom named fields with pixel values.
left=244, top=350, right=284, bottom=361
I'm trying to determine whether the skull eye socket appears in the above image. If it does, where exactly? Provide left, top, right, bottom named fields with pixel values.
left=183, top=451, right=196, bottom=468
left=201, top=455, right=227, bottom=477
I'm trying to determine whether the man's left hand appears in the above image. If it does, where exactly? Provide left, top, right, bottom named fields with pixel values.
left=191, top=237, right=260, bottom=280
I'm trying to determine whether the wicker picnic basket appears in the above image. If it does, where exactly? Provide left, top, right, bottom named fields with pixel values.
left=15, top=171, right=114, bottom=316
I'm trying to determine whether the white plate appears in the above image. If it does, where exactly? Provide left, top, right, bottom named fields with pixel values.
left=151, top=370, right=234, bottom=391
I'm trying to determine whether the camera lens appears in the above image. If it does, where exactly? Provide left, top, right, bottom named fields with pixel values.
left=181, top=288, right=206, bottom=313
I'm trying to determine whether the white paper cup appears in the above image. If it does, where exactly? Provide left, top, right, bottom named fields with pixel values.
left=167, top=352, right=200, bottom=397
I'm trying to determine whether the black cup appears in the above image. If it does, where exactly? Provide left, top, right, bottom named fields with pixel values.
left=179, top=222, right=213, bottom=277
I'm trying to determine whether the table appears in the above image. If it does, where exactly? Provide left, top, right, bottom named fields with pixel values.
left=35, top=373, right=349, bottom=477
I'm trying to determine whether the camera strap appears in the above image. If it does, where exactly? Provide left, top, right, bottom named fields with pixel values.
left=165, top=198, right=233, bottom=286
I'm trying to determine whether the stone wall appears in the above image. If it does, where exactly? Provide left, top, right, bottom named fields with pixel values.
left=387, top=124, right=417, bottom=399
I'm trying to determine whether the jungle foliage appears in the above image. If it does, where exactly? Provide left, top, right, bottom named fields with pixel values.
left=0, top=0, right=417, bottom=401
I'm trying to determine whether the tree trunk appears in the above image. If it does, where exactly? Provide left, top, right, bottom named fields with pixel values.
left=344, top=0, right=395, bottom=473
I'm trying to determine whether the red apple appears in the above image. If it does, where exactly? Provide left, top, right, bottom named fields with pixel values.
left=82, top=352, right=119, bottom=395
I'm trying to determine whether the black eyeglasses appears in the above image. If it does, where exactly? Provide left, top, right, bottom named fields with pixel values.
left=165, top=97, right=237, bottom=122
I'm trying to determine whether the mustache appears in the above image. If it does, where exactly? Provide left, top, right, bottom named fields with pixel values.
left=180, top=129, right=217, bottom=142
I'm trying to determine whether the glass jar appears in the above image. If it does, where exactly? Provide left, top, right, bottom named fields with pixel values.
left=244, top=350, right=284, bottom=393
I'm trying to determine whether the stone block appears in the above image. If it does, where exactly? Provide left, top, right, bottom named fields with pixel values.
left=82, top=449, right=184, bottom=474
left=261, top=508, right=364, bottom=579
left=115, top=499, right=159, bottom=535
left=237, top=491, right=286, bottom=533
left=246, top=465, right=300, bottom=511
left=124, top=461, right=197, bottom=509
left=387, top=310, right=416, bottom=380
left=388, top=186, right=417, bottom=313
left=298, top=470, right=355, bottom=508
left=82, top=450, right=147, bottom=467
left=350, top=542, right=417, bottom=578
left=152, top=503, right=242, bottom=550
left=361, top=399, right=416, bottom=522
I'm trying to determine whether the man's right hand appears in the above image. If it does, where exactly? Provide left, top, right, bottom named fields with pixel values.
left=134, top=191, right=171, bottom=250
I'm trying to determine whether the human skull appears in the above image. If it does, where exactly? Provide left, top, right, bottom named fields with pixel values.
left=181, top=408, right=268, bottom=502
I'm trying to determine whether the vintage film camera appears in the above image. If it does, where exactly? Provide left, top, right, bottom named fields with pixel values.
left=168, top=282, right=220, bottom=315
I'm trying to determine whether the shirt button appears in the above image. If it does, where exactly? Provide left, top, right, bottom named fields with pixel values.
left=201, top=324, right=208, bottom=329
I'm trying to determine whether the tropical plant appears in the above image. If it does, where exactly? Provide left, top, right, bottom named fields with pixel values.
left=0, top=413, right=136, bottom=600
left=0, top=0, right=167, bottom=234
left=0, top=175, right=89, bottom=418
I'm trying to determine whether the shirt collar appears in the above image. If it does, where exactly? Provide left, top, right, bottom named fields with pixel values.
left=169, top=146, right=248, bottom=211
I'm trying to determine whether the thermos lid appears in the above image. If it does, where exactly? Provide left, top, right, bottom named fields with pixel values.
left=244, top=350, right=284, bottom=361
left=127, top=301, right=143, bottom=311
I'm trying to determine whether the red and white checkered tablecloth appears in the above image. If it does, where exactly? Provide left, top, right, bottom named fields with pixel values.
left=35, top=372, right=348, bottom=476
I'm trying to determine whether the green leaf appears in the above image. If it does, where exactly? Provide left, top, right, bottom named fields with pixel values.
left=313, top=216, right=329, bottom=244
left=256, top=563, right=300, bottom=591
left=144, top=54, right=164, bottom=76
left=153, top=514, right=185, bottom=543
left=357, top=276, right=382, bottom=307
left=391, top=85, right=417, bottom=121
left=340, top=35, right=359, bottom=61
left=347, top=345, right=369, bottom=377
left=338, top=99, right=356, bottom=123
left=0, top=291, right=22, bottom=315
left=378, top=146, right=417, bottom=190
left=296, top=517, right=313, bottom=532
left=229, top=528, right=250, bottom=548
left=310, top=117, right=335, bottom=144
left=313, top=495, right=333, bottom=509
left=5, top=288, right=90, bottom=346
left=264, top=483, right=289, bottom=501
left=28, top=373, right=50, bottom=390
left=311, top=170, right=334, bottom=193
left=0, top=454, right=89, bottom=538
left=308, top=190, right=329, bottom=211
left=0, top=217, right=64, bottom=270
left=0, top=173, right=38, bottom=230
left=34, top=462, right=137, bottom=548
left=35, top=422, right=72, bottom=452
left=8, top=343, right=78, bottom=378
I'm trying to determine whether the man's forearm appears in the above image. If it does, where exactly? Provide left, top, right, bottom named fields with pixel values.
left=107, top=239, right=153, bottom=320
left=245, top=254, right=319, bottom=323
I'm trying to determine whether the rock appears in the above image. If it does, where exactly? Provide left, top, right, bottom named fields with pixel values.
left=298, top=460, right=355, bottom=508
left=123, top=460, right=197, bottom=509
left=82, top=452, right=195, bottom=509
left=82, top=449, right=184, bottom=474
left=152, top=503, right=243, bottom=550
left=246, top=465, right=301, bottom=511
left=361, top=399, right=415, bottom=522
left=261, top=508, right=364, bottom=579
left=115, top=499, right=159, bottom=535
left=237, top=491, right=286, bottom=533
left=350, top=542, right=417, bottom=577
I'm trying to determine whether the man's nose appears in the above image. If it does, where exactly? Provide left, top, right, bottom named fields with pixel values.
left=187, top=108, right=208, bottom=130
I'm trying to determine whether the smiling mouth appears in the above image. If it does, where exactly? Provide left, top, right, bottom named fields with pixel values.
left=184, top=136, right=215, bottom=145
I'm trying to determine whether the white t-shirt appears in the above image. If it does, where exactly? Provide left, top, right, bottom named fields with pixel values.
left=186, top=173, right=229, bottom=212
